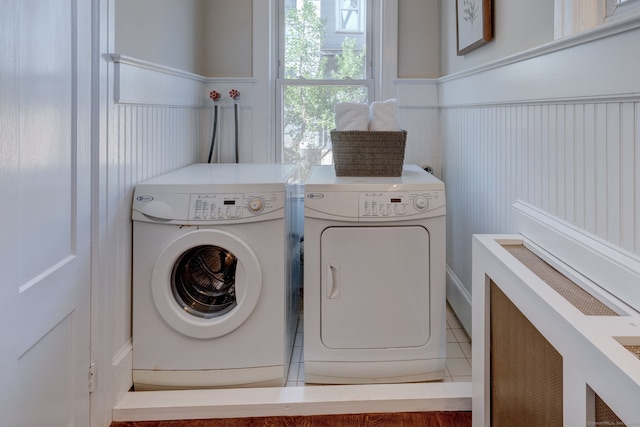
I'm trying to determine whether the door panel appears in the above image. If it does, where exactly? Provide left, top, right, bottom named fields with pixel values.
left=0, top=0, right=92, bottom=425
left=16, top=315, right=76, bottom=427
left=320, top=226, right=431, bottom=349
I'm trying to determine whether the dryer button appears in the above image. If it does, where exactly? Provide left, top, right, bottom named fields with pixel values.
left=414, top=196, right=429, bottom=211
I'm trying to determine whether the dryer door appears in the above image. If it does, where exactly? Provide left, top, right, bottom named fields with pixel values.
left=320, top=225, right=430, bottom=349
left=151, top=229, right=262, bottom=339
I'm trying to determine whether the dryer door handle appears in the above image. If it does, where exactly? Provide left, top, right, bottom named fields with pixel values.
left=326, top=264, right=340, bottom=299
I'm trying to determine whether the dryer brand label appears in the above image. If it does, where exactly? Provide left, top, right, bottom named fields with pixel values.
left=136, top=195, right=154, bottom=202
left=307, top=193, right=325, bottom=199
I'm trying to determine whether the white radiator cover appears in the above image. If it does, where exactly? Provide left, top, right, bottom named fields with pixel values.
left=471, top=201, right=640, bottom=426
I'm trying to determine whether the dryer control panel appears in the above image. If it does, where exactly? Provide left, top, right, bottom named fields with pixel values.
left=359, top=191, right=444, bottom=218
left=304, top=190, right=445, bottom=221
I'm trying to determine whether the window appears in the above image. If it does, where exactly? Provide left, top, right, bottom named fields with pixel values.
left=277, top=0, right=372, bottom=179
left=606, top=0, right=640, bottom=21
left=554, top=0, right=640, bottom=38
left=554, top=0, right=605, bottom=38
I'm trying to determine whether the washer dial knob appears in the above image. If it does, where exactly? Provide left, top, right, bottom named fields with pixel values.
left=413, top=195, right=429, bottom=211
left=247, top=197, right=264, bottom=214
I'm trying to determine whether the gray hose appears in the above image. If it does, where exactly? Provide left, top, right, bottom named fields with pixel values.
left=234, top=102, right=239, bottom=163
left=207, top=104, right=218, bottom=163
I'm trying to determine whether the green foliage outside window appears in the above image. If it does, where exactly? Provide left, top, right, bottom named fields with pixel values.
left=282, top=0, right=368, bottom=179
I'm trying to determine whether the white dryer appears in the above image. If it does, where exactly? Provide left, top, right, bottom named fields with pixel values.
left=132, top=163, right=301, bottom=390
left=303, top=164, right=446, bottom=384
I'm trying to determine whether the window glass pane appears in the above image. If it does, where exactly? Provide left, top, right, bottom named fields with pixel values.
left=282, top=84, right=368, bottom=180
left=284, top=0, right=367, bottom=80
left=280, top=0, right=370, bottom=177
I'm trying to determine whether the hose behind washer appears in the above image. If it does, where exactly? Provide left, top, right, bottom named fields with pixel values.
left=229, top=89, right=240, bottom=163
left=207, top=90, right=221, bottom=163
left=234, top=101, right=239, bottom=163
left=207, top=103, right=218, bottom=163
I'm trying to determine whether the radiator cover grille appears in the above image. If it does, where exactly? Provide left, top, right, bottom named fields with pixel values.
left=503, top=245, right=618, bottom=316
left=490, top=280, right=564, bottom=426
left=624, top=345, right=640, bottom=360
left=595, top=394, right=626, bottom=426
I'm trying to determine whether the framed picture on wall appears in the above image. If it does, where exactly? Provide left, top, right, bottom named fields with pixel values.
left=456, top=0, right=493, bottom=55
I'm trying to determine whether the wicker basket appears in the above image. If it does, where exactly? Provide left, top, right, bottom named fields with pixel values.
left=330, top=130, right=407, bottom=177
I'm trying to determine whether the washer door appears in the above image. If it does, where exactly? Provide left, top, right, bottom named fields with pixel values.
left=151, top=229, right=262, bottom=339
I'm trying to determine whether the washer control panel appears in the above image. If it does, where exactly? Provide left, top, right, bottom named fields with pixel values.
left=189, top=192, right=282, bottom=220
left=359, top=191, right=444, bottom=218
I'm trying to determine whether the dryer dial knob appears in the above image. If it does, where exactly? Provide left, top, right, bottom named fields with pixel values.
left=247, top=197, right=264, bottom=213
left=414, top=196, right=429, bottom=211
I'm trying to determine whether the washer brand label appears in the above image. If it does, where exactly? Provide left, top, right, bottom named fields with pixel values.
left=136, top=195, right=154, bottom=202
left=306, top=193, right=324, bottom=199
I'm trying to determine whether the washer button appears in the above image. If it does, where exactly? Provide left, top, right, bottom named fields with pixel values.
left=248, top=197, right=264, bottom=214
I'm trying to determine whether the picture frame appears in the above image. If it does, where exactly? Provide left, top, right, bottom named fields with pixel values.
left=456, top=0, right=493, bottom=56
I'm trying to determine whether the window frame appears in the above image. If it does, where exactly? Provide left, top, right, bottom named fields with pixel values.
left=606, top=0, right=640, bottom=21
left=275, top=0, right=375, bottom=165
left=554, top=0, right=640, bottom=38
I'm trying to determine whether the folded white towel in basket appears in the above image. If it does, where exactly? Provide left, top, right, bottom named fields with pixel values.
left=369, top=98, right=400, bottom=131
left=334, top=102, right=370, bottom=131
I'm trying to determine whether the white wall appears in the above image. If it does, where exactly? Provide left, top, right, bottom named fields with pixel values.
left=116, top=0, right=441, bottom=78
left=115, top=0, right=205, bottom=74
left=440, top=0, right=555, bottom=75
left=397, top=0, right=440, bottom=78
left=202, top=0, right=253, bottom=77
left=116, top=0, right=254, bottom=78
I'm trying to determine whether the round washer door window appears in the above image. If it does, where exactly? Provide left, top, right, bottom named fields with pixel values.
left=151, top=229, right=262, bottom=339
left=171, top=244, right=238, bottom=319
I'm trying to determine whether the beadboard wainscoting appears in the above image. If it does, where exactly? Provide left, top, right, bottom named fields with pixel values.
left=107, top=103, right=203, bottom=338
left=99, top=56, right=206, bottom=414
left=439, top=18, right=640, bottom=334
left=395, top=80, right=441, bottom=177
left=111, top=55, right=272, bottom=164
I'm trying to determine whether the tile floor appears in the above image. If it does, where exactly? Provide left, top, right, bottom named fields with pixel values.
left=286, top=302, right=472, bottom=386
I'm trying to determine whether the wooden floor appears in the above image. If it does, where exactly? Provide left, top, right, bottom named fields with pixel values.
left=110, top=412, right=471, bottom=427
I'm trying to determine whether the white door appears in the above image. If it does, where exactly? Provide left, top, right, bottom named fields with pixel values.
left=0, top=0, right=92, bottom=425
left=320, top=226, right=431, bottom=349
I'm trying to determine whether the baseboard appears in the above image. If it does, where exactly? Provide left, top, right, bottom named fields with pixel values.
left=446, top=266, right=472, bottom=336
left=112, top=340, right=133, bottom=408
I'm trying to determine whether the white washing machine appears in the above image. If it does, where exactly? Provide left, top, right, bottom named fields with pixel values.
left=132, top=163, right=301, bottom=390
left=303, top=164, right=446, bottom=384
